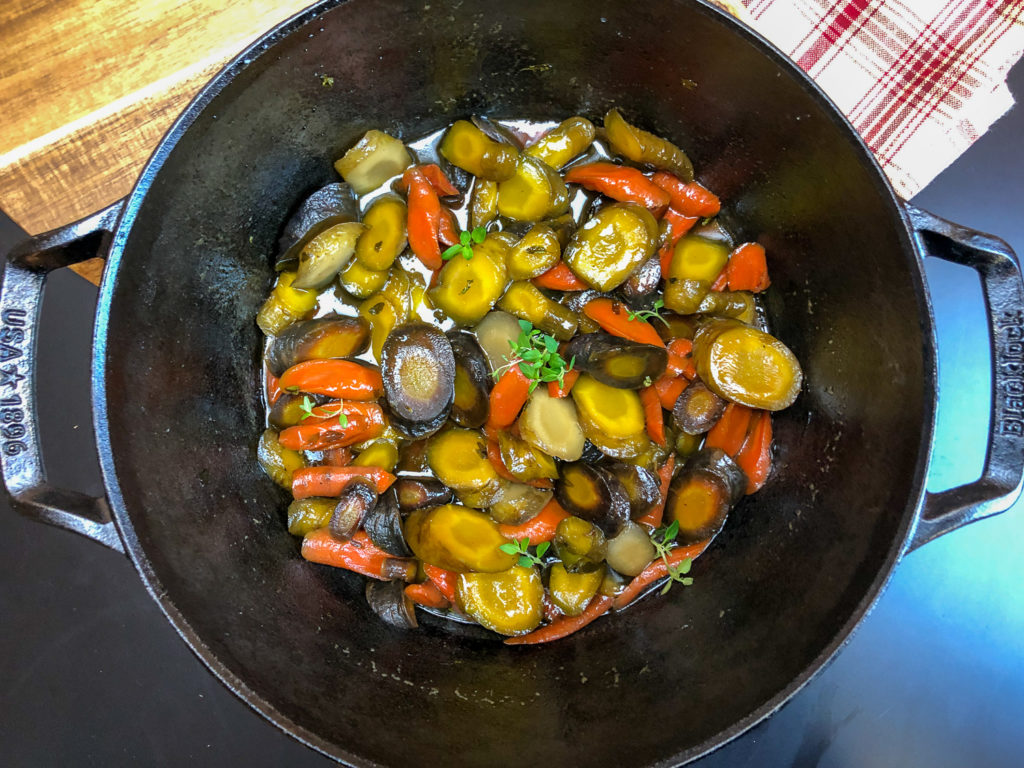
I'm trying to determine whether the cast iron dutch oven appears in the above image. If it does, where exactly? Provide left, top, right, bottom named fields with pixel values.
left=3, top=0, right=1023, bottom=765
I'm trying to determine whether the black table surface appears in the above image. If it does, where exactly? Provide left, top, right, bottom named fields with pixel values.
left=2, top=59, right=1023, bottom=768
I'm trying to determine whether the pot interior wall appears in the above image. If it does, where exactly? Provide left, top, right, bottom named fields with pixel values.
left=101, top=0, right=929, bottom=765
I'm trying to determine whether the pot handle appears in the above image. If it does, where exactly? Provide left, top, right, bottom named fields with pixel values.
left=0, top=201, right=125, bottom=553
left=904, top=203, right=1024, bottom=552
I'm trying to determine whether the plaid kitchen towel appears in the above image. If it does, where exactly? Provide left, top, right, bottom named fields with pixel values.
left=728, top=0, right=1024, bottom=198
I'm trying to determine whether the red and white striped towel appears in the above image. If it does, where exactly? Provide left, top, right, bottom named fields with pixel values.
left=736, top=0, right=1024, bottom=197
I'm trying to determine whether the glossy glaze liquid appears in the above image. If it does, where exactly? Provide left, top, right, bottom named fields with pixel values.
left=262, top=118, right=771, bottom=625
left=264, top=116, right=765, bottom=418
left=264, top=118, right=605, bottom=407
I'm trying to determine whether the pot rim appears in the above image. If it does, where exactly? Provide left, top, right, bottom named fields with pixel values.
left=89, top=0, right=938, bottom=765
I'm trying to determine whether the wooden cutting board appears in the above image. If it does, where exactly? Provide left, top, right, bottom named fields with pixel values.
left=0, top=0, right=313, bottom=284
left=0, top=0, right=749, bottom=285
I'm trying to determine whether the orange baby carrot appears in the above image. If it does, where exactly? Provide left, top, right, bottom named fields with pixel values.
left=504, top=595, right=614, bottom=645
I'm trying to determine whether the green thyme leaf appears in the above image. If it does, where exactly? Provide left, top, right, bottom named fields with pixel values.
left=649, top=521, right=693, bottom=594
left=445, top=229, right=486, bottom=261
left=299, top=396, right=348, bottom=425
left=497, top=319, right=573, bottom=394
left=518, top=366, right=540, bottom=380
left=500, top=536, right=549, bottom=568
left=626, top=298, right=669, bottom=326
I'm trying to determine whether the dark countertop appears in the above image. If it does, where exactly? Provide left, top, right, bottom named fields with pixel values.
left=2, top=61, right=1023, bottom=768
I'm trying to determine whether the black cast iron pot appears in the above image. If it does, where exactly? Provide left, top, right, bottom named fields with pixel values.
left=3, top=0, right=1023, bottom=765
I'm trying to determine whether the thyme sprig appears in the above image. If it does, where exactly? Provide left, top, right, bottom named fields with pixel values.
left=499, top=537, right=551, bottom=568
left=492, top=320, right=575, bottom=393
left=651, top=520, right=694, bottom=594
left=442, top=226, right=487, bottom=260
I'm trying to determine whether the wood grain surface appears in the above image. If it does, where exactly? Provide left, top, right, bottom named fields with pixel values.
left=0, top=0, right=313, bottom=283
